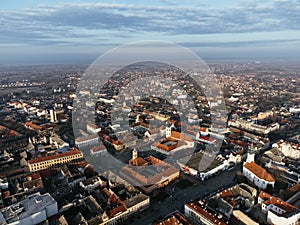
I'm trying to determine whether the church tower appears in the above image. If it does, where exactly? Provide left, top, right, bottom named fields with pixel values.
left=135, top=114, right=140, bottom=123
left=246, top=142, right=256, bottom=163
left=166, top=121, right=172, bottom=138
left=132, top=148, right=138, bottom=160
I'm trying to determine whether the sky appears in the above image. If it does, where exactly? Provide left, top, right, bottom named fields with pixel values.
left=1, top=0, right=300, bottom=65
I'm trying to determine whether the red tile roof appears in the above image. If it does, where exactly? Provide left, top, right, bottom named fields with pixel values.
left=91, top=145, right=106, bottom=153
left=109, top=204, right=126, bottom=218
left=259, top=191, right=298, bottom=214
left=130, top=157, right=148, bottom=166
left=29, top=148, right=82, bottom=164
left=186, top=201, right=226, bottom=225
left=25, top=121, right=43, bottom=130
left=244, top=162, right=275, bottom=182
left=171, top=131, right=194, bottom=142
left=153, top=212, right=192, bottom=225
left=276, top=140, right=300, bottom=151
left=219, top=189, right=233, bottom=198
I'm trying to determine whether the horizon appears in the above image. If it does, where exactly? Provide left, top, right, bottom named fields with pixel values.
left=1, top=56, right=300, bottom=68
left=1, top=0, right=300, bottom=65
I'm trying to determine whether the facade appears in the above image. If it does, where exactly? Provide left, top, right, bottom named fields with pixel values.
left=28, top=148, right=83, bottom=172
left=229, top=119, right=279, bottom=135
left=151, top=129, right=194, bottom=155
left=184, top=200, right=226, bottom=225
left=153, top=211, right=192, bottom=225
left=100, top=193, right=149, bottom=225
left=49, top=109, right=57, bottom=123
left=151, top=137, right=189, bottom=155
left=87, top=122, right=101, bottom=134
left=75, top=134, right=99, bottom=148
left=218, top=183, right=257, bottom=209
left=0, top=192, right=58, bottom=225
left=90, top=144, right=108, bottom=155
left=243, top=161, right=275, bottom=190
left=259, top=191, right=300, bottom=225
left=178, top=152, right=240, bottom=180
left=273, top=140, right=300, bottom=160
left=120, top=152, right=180, bottom=194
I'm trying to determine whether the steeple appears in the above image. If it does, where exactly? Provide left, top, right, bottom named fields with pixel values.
left=246, top=142, right=256, bottom=163
left=132, top=148, right=138, bottom=160
left=166, top=120, right=172, bottom=138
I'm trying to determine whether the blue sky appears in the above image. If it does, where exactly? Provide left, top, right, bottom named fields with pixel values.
left=1, top=0, right=300, bottom=64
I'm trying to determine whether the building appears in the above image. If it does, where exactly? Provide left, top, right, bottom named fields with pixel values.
left=75, top=134, right=99, bottom=148
left=151, top=126, right=194, bottom=155
left=229, top=119, right=279, bottom=136
left=217, top=183, right=257, bottom=209
left=198, top=183, right=258, bottom=223
left=184, top=199, right=227, bottom=225
left=87, top=122, right=101, bottom=134
left=24, top=121, right=43, bottom=131
left=91, top=144, right=108, bottom=156
left=273, top=140, right=300, bottom=160
left=178, top=151, right=240, bottom=180
left=69, top=182, right=149, bottom=225
left=0, top=192, right=58, bottom=225
left=232, top=210, right=259, bottom=225
left=185, top=196, right=259, bottom=225
left=153, top=211, right=192, bottom=225
left=49, top=109, right=57, bottom=123
left=151, top=137, right=189, bottom=155
left=23, top=173, right=44, bottom=194
left=28, top=148, right=84, bottom=172
left=243, top=149, right=275, bottom=190
left=120, top=151, right=180, bottom=194
left=243, top=162, right=275, bottom=190
left=258, top=191, right=300, bottom=225
left=257, top=110, right=275, bottom=121
left=97, top=192, right=149, bottom=225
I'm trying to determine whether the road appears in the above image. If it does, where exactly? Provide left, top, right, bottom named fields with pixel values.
left=130, top=163, right=242, bottom=225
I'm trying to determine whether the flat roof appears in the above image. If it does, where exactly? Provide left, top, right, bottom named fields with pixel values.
left=180, top=152, right=223, bottom=173
left=0, top=193, right=56, bottom=224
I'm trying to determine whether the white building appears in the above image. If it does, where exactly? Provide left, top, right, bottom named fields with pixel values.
left=87, top=123, right=101, bottom=134
left=91, top=144, right=108, bottom=156
left=243, top=161, right=275, bottom=190
left=49, top=109, right=57, bottom=123
left=99, top=98, right=115, bottom=104
left=184, top=199, right=226, bottom=225
left=75, top=134, right=99, bottom=148
left=259, top=191, right=300, bottom=225
left=273, top=140, right=300, bottom=160
left=0, top=192, right=58, bottom=225
left=243, top=149, right=275, bottom=190
left=229, top=119, right=279, bottom=135
left=28, top=148, right=83, bottom=172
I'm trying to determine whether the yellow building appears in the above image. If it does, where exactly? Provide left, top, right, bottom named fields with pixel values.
left=28, top=148, right=83, bottom=172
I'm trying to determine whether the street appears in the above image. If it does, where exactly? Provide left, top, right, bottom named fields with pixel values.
left=130, top=164, right=242, bottom=225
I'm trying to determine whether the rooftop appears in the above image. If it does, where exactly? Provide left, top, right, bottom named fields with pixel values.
left=244, top=161, right=275, bottom=182
left=153, top=211, right=192, bottom=225
left=185, top=200, right=226, bottom=225
left=181, top=152, right=223, bottom=173
left=123, top=193, right=149, bottom=209
left=0, top=192, right=56, bottom=224
left=259, top=191, right=298, bottom=215
left=29, top=148, right=82, bottom=164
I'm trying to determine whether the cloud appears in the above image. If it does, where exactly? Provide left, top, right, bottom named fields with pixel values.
left=179, top=39, right=300, bottom=48
left=0, top=1, right=300, bottom=47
